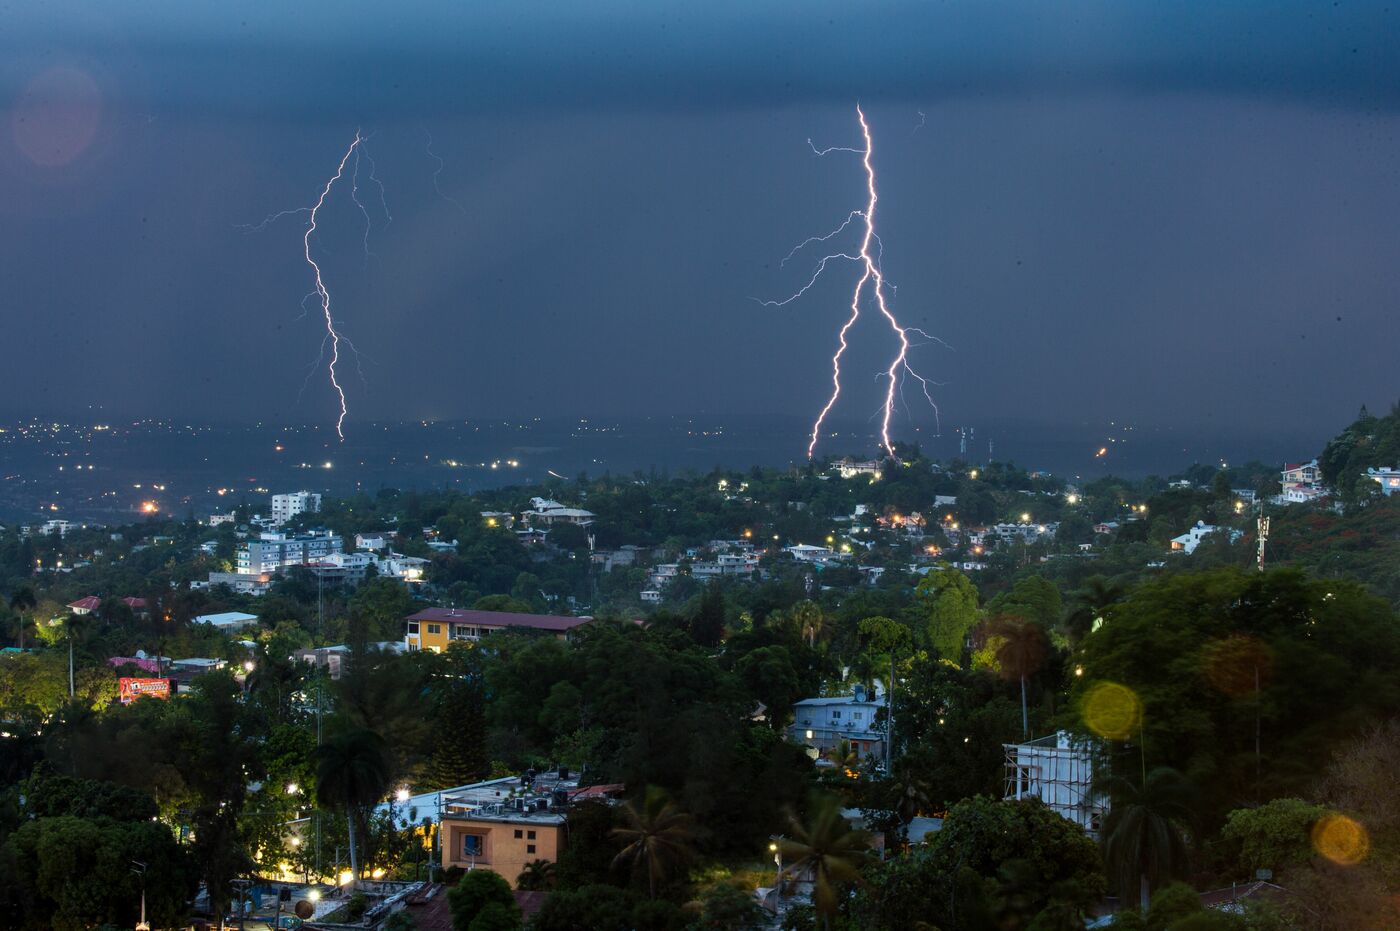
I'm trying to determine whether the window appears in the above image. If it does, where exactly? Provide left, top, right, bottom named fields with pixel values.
left=462, top=834, right=484, bottom=858
left=527, top=830, right=536, bottom=840
left=427, top=623, right=441, bottom=634
left=514, top=829, right=523, bottom=839
left=407, top=622, right=419, bottom=634
left=853, top=712, right=862, bottom=721
left=527, top=844, right=536, bottom=854
left=831, top=710, right=841, bottom=719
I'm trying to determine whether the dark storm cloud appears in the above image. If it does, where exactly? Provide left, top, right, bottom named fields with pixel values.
left=4, top=1, right=1400, bottom=119
left=1, top=1, right=1398, bottom=455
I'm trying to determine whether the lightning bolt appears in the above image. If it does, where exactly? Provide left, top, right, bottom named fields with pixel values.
left=304, top=131, right=364, bottom=440
left=423, top=128, right=468, bottom=213
left=243, top=131, right=383, bottom=439
left=761, top=106, right=941, bottom=459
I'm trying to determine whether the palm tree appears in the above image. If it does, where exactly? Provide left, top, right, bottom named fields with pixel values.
left=1063, top=576, right=1125, bottom=644
left=989, top=615, right=1048, bottom=739
left=610, top=786, right=695, bottom=899
left=8, top=587, right=36, bottom=650
left=516, top=858, right=557, bottom=891
left=780, top=794, right=872, bottom=929
left=792, top=601, right=824, bottom=649
left=314, top=728, right=393, bottom=884
left=1098, top=767, right=1194, bottom=915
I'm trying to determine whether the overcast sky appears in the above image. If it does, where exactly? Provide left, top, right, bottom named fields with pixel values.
left=1, top=1, right=1397, bottom=441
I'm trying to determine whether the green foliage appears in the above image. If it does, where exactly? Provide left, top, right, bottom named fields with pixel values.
left=1319, top=402, right=1400, bottom=502
left=915, top=566, right=981, bottom=664
left=1217, top=798, right=1325, bottom=876
left=1073, top=568, right=1400, bottom=829
left=692, top=878, right=767, bottom=930
left=448, top=870, right=519, bottom=931
left=530, top=883, right=638, bottom=931
left=1, top=813, right=195, bottom=930
left=852, top=796, right=1103, bottom=931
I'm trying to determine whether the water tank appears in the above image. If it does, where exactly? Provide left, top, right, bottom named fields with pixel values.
left=557, top=766, right=570, bottom=780
left=551, top=788, right=570, bottom=808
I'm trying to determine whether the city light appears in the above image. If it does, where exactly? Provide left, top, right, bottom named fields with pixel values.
left=396, top=787, right=411, bottom=802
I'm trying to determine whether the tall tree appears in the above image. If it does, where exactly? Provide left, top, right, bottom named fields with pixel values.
left=914, top=566, right=980, bottom=664
left=314, top=728, right=393, bottom=883
left=7, top=586, right=36, bottom=650
left=780, top=794, right=872, bottom=929
left=989, top=615, right=1049, bottom=739
left=610, top=787, right=695, bottom=899
left=1098, top=767, right=1194, bottom=914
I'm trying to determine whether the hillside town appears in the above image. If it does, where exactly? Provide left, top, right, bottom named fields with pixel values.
left=2, top=406, right=1399, bottom=929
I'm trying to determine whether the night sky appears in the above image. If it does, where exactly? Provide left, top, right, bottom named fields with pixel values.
left=2, top=1, right=1398, bottom=441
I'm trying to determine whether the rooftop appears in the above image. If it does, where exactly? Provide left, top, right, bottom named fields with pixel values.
left=406, top=608, right=592, bottom=633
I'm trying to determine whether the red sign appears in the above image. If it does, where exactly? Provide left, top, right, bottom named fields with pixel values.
left=119, top=677, right=172, bottom=704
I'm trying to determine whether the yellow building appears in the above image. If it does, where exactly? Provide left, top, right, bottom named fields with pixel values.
left=406, top=608, right=593, bottom=652
left=405, top=608, right=592, bottom=652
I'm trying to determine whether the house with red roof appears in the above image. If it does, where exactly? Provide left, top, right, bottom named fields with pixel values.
left=66, top=596, right=101, bottom=615
left=404, top=608, right=592, bottom=652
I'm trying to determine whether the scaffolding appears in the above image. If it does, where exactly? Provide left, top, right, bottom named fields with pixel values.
left=1003, top=732, right=1107, bottom=835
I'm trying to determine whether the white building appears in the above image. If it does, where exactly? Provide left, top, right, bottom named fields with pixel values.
left=193, top=611, right=260, bottom=631
left=1366, top=467, right=1400, bottom=497
left=833, top=457, right=883, bottom=481
left=1277, top=460, right=1326, bottom=504
left=1170, top=520, right=1242, bottom=554
left=691, top=553, right=759, bottom=581
left=237, top=530, right=343, bottom=574
left=208, top=513, right=236, bottom=527
left=523, top=498, right=596, bottom=527
left=1004, top=732, right=1105, bottom=834
left=784, top=544, right=839, bottom=564
left=355, top=533, right=390, bottom=551
left=270, top=491, right=322, bottom=526
left=788, top=685, right=888, bottom=761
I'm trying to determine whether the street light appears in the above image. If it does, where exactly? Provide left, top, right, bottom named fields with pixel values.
left=396, top=787, right=411, bottom=803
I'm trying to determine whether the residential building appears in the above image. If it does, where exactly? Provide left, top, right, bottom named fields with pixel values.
left=194, top=611, right=260, bottom=631
left=355, top=533, right=391, bottom=551
left=788, top=684, right=888, bottom=761
left=833, top=457, right=883, bottom=481
left=1366, top=467, right=1400, bottom=497
left=236, top=530, right=343, bottom=574
left=1004, top=732, right=1105, bottom=834
left=691, top=553, right=759, bottom=581
left=648, top=563, right=681, bottom=589
left=197, top=572, right=273, bottom=595
left=434, top=771, right=621, bottom=887
left=784, top=544, right=839, bottom=564
left=270, top=491, right=322, bottom=526
left=988, top=522, right=1059, bottom=546
left=1092, top=521, right=1120, bottom=535
left=405, top=608, right=592, bottom=652
left=67, top=596, right=101, bottom=615
left=208, top=513, right=236, bottom=526
left=640, top=590, right=662, bottom=604
left=1170, top=521, right=1214, bottom=554
left=522, top=498, right=596, bottom=527
left=1281, top=459, right=1322, bottom=487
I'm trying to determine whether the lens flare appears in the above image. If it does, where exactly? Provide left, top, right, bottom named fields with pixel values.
left=1312, top=813, right=1369, bottom=866
left=1081, top=681, right=1142, bottom=741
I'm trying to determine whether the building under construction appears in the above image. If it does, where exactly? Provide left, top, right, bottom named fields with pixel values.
left=1003, top=731, right=1107, bottom=835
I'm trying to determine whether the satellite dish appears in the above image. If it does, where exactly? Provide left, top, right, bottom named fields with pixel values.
left=295, top=900, right=315, bottom=919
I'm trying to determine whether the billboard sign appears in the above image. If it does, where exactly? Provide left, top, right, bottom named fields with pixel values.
left=119, top=677, right=172, bottom=704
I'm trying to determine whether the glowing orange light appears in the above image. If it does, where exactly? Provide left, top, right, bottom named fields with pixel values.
left=141, top=501, right=159, bottom=514
left=1312, top=814, right=1369, bottom=866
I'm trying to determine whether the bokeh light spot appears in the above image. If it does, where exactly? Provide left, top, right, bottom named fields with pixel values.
left=1202, top=633, right=1274, bottom=698
left=1081, top=681, right=1142, bottom=741
left=1312, top=813, right=1369, bottom=866
left=11, top=67, right=102, bottom=167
